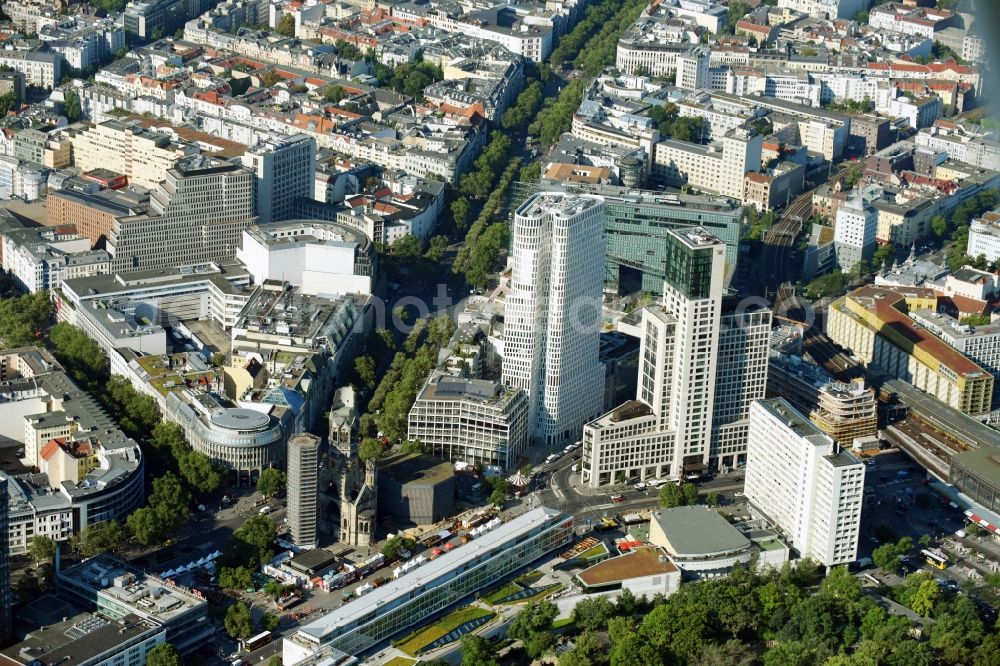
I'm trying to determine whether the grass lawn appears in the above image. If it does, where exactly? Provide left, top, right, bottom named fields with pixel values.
left=482, top=582, right=521, bottom=605
left=395, top=606, right=494, bottom=656
left=496, top=583, right=564, bottom=606
left=515, top=571, right=543, bottom=586
left=385, top=658, right=415, bottom=666
left=578, top=543, right=609, bottom=560
left=552, top=617, right=575, bottom=629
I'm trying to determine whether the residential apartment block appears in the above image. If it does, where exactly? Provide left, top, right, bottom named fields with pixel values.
left=967, top=210, right=1000, bottom=263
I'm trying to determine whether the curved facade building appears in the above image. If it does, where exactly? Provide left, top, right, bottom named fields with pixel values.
left=165, top=391, right=286, bottom=476
left=237, top=219, right=376, bottom=297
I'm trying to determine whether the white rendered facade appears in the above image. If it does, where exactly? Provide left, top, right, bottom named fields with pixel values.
left=652, top=126, right=762, bottom=199
left=967, top=213, right=1000, bottom=264
left=676, top=48, right=710, bottom=92
left=502, top=193, right=605, bottom=446
left=745, top=398, right=865, bottom=567
left=833, top=195, right=877, bottom=273
left=236, top=220, right=375, bottom=297
left=776, top=0, right=866, bottom=20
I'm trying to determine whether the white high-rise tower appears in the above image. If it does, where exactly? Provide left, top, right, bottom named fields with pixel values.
left=503, top=193, right=605, bottom=447
left=745, top=398, right=865, bottom=566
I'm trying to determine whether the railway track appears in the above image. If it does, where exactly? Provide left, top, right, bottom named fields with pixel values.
left=758, top=160, right=867, bottom=295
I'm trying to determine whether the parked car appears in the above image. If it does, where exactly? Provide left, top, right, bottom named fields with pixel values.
left=610, top=494, right=626, bottom=503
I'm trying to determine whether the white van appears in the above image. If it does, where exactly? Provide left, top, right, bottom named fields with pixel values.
left=545, top=453, right=561, bottom=464
left=258, top=506, right=272, bottom=515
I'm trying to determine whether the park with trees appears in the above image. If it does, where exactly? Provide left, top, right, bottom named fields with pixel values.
left=455, top=560, right=1000, bottom=666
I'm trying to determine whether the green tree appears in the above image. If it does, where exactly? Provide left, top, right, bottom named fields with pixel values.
left=763, top=640, right=815, bottom=666
left=559, top=630, right=604, bottom=666
left=77, top=520, right=127, bottom=557
left=398, top=439, right=423, bottom=454
left=30, top=536, right=56, bottom=564
left=519, top=162, right=542, bottom=182
left=931, top=215, right=949, bottom=238
left=353, top=355, right=378, bottom=390
left=451, top=197, right=471, bottom=232
left=63, top=88, right=81, bottom=121
left=930, top=596, right=984, bottom=664
left=257, top=467, right=286, bottom=498
left=659, top=482, right=684, bottom=508
left=178, top=450, right=223, bottom=494
left=323, top=84, right=348, bottom=103
left=872, top=543, right=901, bottom=571
left=276, top=13, right=295, bottom=37
left=804, top=271, right=848, bottom=300
left=0, top=91, right=17, bottom=116
left=691, top=640, right=757, bottom=666
left=610, top=632, right=658, bottom=666
left=573, top=596, right=616, bottom=632
left=706, top=491, right=720, bottom=507
left=728, top=2, right=751, bottom=30
left=126, top=507, right=163, bottom=546
left=267, top=658, right=283, bottom=666
left=389, top=234, right=423, bottom=258
left=232, top=514, right=277, bottom=567
left=381, top=536, right=416, bottom=561
left=149, top=472, right=191, bottom=535
left=489, top=487, right=506, bottom=506
left=425, top=235, right=449, bottom=262
left=146, top=643, right=183, bottom=666
left=681, top=482, right=698, bottom=505
left=908, top=576, right=940, bottom=617
left=218, top=566, right=254, bottom=590
left=872, top=243, right=896, bottom=271
left=0, top=291, right=52, bottom=348
left=262, top=613, right=280, bottom=632
left=461, top=634, right=498, bottom=666
left=359, top=438, right=384, bottom=461
left=225, top=602, right=254, bottom=639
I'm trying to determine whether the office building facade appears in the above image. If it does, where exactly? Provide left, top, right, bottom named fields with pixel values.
left=242, top=135, right=316, bottom=224
left=283, top=507, right=573, bottom=662
left=711, top=303, right=772, bottom=468
left=503, top=193, right=605, bottom=446
left=582, top=228, right=742, bottom=486
left=512, top=181, right=744, bottom=293
left=407, top=373, right=529, bottom=469
left=745, top=398, right=865, bottom=567
left=287, top=433, right=320, bottom=549
left=107, top=156, right=256, bottom=273
left=768, top=356, right=878, bottom=445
